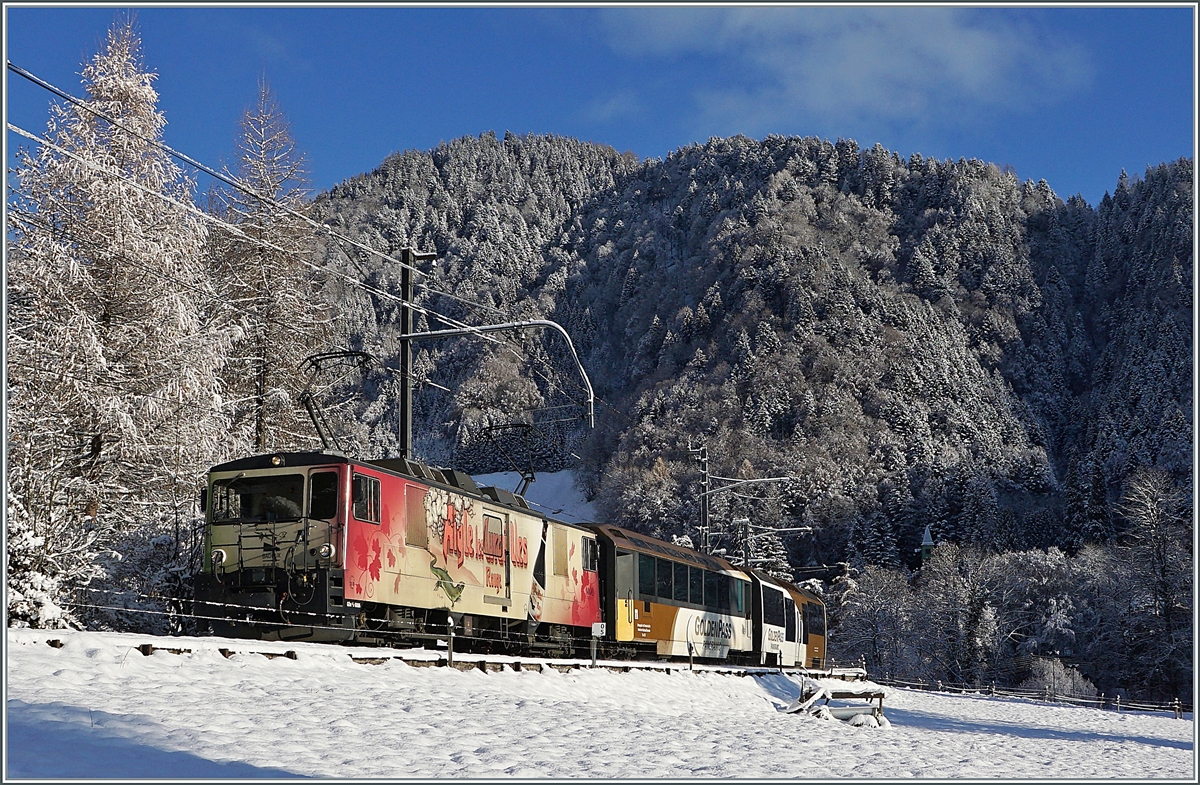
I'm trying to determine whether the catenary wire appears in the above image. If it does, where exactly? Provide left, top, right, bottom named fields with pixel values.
left=7, top=67, right=633, bottom=437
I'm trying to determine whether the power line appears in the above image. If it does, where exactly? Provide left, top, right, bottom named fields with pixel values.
left=7, top=62, right=631, bottom=440
left=7, top=209, right=328, bottom=346
left=7, top=60, right=433, bottom=282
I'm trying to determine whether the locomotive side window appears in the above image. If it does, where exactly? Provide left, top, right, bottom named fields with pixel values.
left=673, top=562, right=689, bottom=602
left=581, top=538, right=598, bottom=572
left=352, top=473, right=381, bottom=523
left=405, top=485, right=428, bottom=547
left=308, top=472, right=338, bottom=520
left=552, top=525, right=568, bottom=576
left=483, top=515, right=505, bottom=562
left=638, top=553, right=656, bottom=598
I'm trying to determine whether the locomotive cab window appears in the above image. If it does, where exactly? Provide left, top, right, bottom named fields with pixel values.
left=212, top=474, right=304, bottom=522
left=352, top=473, right=381, bottom=523
left=308, top=472, right=339, bottom=520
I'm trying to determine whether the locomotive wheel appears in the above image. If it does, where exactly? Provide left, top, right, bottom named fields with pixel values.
left=361, top=603, right=390, bottom=632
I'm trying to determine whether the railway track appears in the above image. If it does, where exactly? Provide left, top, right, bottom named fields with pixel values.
left=34, top=631, right=865, bottom=681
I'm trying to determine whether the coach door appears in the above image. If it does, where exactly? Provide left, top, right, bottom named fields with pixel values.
left=481, top=511, right=511, bottom=607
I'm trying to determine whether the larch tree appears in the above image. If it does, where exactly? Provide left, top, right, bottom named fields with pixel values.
left=6, top=21, right=229, bottom=628
left=206, top=80, right=335, bottom=454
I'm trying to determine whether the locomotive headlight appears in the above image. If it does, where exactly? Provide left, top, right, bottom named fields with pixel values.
left=211, top=548, right=227, bottom=569
left=270, top=455, right=283, bottom=466
left=318, top=542, right=335, bottom=560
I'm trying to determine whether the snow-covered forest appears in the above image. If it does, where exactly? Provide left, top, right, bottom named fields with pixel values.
left=6, top=22, right=1193, bottom=705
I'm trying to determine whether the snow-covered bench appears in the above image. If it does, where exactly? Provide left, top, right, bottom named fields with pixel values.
left=785, top=677, right=887, bottom=722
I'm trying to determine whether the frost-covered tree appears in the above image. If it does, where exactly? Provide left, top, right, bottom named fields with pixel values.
left=1018, top=656, right=1098, bottom=699
left=207, top=80, right=335, bottom=454
left=7, top=21, right=228, bottom=628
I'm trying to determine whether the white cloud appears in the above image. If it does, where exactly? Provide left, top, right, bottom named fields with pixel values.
left=580, top=90, right=644, bottom=123
left=600, top=7, right=1093, bottom=138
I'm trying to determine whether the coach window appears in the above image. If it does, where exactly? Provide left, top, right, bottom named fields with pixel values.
left=704, top=570, right=720, bottom=612
left=717, top=574, right=731, bottom=612
left=656, top=558, right=674, bottom=600
left=810, top=603, right=826, bottom=636
left=352, top=473, right=381, bottom=523
left=764, top=587, right=785, bottom=627
left=784, top=597, right=797, bottom=641
left=638, top=553, right=656, bottom=599
left=689, top=566, right=704, bottom=606
left=732, top=579, right=748, bottom=618
left=308, top=472, right=339, bottom=520
left=673, top=562, right=689, bottom=603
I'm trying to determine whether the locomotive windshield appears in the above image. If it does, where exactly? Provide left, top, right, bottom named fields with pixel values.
left=211, top=473, right=305, bottom=522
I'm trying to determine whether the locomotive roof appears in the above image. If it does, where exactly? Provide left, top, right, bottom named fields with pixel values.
left=209, top=452, right=350, bottom=472
left=208, top=451, right=539, bottom=514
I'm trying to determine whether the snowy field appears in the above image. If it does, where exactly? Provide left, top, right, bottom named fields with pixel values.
left=5, top=627, right=1194, bottom=780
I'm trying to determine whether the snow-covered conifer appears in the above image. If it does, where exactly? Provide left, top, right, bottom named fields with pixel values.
left=7, top=20, right=227, bottom=627
left=207, top=79, right=335, bottom=454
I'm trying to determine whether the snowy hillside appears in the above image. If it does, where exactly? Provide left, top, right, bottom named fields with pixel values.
left=472, top=470, right=598, bottom=524
left=6, top=628, right=1194, bottom=779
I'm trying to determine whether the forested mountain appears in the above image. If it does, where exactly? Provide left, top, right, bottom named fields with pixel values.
left=6, top=24, right=1189, bottom=699
left=310, top=136, right=1191, bottom=700
left=312, top=133, right=1191, bottom=568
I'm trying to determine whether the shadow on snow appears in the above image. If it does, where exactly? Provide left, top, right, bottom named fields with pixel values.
left=6, top=700, right=302, bottom=779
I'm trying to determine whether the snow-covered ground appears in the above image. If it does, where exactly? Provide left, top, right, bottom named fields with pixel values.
left=6, top=627, right=1194, bottom=779
left=472, top=470, right=598, bottom=524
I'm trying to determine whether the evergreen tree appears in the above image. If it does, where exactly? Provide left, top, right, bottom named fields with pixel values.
left=7, top=21, right=228, bottom=628
left=207, top=80, right=335, bottom=454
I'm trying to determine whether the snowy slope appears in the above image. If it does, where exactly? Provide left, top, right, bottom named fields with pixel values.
left=5, top=628, right=1194, bottom=779
left=472, top=470, right=597, bottom=524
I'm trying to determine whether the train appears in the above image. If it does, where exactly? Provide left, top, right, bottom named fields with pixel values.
left=192, top=450, right=826, bottom=669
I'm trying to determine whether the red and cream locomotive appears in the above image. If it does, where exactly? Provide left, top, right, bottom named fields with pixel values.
left=192, top=450, right=827, bottom=668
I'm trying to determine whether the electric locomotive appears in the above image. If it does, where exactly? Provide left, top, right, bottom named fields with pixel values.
left=192, top=449, right=827, bottom=668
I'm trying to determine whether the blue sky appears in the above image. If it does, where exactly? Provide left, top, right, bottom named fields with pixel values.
left=4, top=4, right=1195, bottom=207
